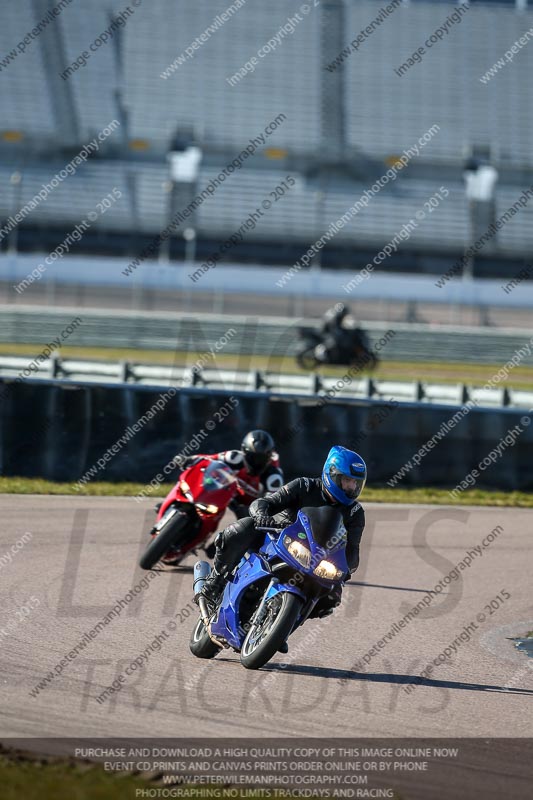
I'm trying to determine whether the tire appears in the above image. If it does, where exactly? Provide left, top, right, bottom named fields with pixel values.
left=139, top=509, right=192, bottom=570
left=240, top=592, right=303, bottom=670
left=189, top=617, right=221, bottom=659
left=296, top=346, right=318, bottom=370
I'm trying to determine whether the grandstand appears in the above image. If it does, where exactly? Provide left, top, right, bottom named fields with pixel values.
left=344, top=1, right=533, bottom=166
left=2, top=0, right=532, bottom=158
left=2, top=161, right=533, bottom=257
left=1, top=0, right=533, bottom=282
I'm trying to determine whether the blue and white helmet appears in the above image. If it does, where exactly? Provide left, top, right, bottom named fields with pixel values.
left=322, top=445, right=367, bottom=505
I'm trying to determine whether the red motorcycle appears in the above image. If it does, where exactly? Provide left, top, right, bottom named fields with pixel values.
left=139, top=458, right=239, bottom=570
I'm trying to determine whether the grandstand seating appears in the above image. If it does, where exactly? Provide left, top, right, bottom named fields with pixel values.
left=1, top=0, right=532, bottom=258
left=0, top=0, right=56, bottom=141
left=2, top=1, right=532, bottom=165
left=120, top=0, right=323, bottom=155
left=345, top=1, right=533, bottom=165
left=1, top=160, right=532, bottom=253
left=58, top=3, right=119, bottom=140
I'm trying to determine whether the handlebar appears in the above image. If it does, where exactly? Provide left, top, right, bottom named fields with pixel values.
left=255, top=525, right=284, bottom=532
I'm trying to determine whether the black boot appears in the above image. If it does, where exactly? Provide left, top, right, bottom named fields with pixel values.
left=204, top=541, right=216, bottom=559
left=199, top=567, right=227, bottom=608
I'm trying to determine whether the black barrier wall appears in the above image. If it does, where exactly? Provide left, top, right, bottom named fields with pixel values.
left=0, top=379, right=532, bottom=491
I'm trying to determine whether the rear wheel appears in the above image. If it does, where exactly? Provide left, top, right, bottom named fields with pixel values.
left=139, top=509, right=193, bottom=570
left=240, top=592, right=303, bottom=670
left=352, top=348, right=378, bottom=372
left=189, top=617, right=221, bottom=659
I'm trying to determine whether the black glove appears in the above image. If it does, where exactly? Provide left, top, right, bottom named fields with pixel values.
left=254, top=514, right=278, bottom=530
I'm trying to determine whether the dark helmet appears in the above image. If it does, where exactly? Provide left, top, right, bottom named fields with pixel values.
left=241, top=429, right=275, bottom=475
left=322, top=445, right=367, bottom=505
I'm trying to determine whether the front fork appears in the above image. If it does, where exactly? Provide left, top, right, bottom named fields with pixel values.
left=248, top=579, right=308, bottom=638
left=249, top=578, right=276, bottom=628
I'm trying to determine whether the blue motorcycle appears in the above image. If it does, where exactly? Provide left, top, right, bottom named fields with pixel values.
left=189, top=506, right=348, bottom=670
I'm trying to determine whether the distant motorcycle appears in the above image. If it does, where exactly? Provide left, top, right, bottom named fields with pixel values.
left=189, top=506, right=348, bottom=670
left=296, top=325, right=378, bottom=371
left=139, top=458, right=239, bottom=570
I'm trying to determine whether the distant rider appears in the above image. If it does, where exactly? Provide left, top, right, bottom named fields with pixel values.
left=319, top=304, right=354, bottom=362
left=321, top=303, right=350, bottom=338
left=198, top=445, right=367, bottom=642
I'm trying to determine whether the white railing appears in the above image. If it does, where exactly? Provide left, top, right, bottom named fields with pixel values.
left=0, top=355, right=528, bottom=409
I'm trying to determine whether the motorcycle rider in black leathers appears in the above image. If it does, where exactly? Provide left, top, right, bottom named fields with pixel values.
left=318, top=303, right=354, bottom=363
left=321, top=303, right=350, bottom=338
left=198, top=446, right=367, bottom=647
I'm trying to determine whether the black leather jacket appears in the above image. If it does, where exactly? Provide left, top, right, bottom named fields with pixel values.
left=249, top=477, right=365, bottom=572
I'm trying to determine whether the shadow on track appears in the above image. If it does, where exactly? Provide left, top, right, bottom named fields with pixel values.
left=151, top=564, right=194, bottom=573
left=254, top=662, right=533, bottom=696
left=348, top=580, right=438, bottom=594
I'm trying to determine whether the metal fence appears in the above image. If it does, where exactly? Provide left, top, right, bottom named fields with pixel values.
left=1, top=354, right=531, bottom=409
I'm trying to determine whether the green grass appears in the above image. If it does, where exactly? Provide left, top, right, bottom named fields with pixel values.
left=0, top=751, right=150, bottom=800
left=1, top=477, right=531, bottom=507
left=3, top=342, right=533, bottom=388
left=0, top=476, right=152, bottom=496
left=0, top=749, right=404, bottom=800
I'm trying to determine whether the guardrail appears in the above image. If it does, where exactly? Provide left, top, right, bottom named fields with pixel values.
left=1, top=355, right=531, bottom=409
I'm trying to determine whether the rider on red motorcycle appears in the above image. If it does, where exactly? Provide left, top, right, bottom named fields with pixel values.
left=175, top=429, right=284, bottom=522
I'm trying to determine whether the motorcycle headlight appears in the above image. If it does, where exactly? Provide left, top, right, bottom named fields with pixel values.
left=284, top=535, right=311, bottom=568
left=314, top=560, right=343, bottom=580
left=196, top=503, right=218, bottom=514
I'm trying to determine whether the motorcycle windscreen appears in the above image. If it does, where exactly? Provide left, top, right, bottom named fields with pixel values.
left=299, top=506, right=344, bottom=550
left=202, top=460, right=236, bottom=491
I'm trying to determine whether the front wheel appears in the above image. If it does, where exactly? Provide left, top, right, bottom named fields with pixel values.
left=139, top=509, right=193, bottom=570
left=189, top=617, right=221, bottom=659
left=296, top=346, right=318, bottom=370
left=240, top=592, right=303, bottom=670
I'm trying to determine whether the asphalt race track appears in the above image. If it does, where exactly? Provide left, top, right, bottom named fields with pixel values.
left=0, top=495, right=532, bottom=796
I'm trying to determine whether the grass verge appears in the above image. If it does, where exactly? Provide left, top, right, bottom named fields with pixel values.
left=0, top=477, right=531, bottom=507
left=0, top=745, right=406, bottom=800
left=0, top=747, right=149, bottom=800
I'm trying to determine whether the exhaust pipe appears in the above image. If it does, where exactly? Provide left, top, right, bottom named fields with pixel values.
left=193, top=560, right=226, bottom=649
left=193, top=560, right=211, bottom=599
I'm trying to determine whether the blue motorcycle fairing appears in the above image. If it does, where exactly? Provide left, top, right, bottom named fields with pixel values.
left=210, top=550, right=274, bottom=649
left=209, top=509, right=348, bottom=650
left=271, top=512, right=348, bottom=589
left=264, top=580, right=307, bottom=603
